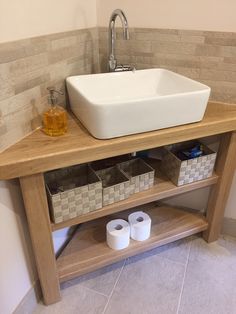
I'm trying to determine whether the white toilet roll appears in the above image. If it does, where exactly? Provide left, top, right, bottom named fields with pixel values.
left=106, top=219, right=130, bottom=250
left=128, top=211, right=151, bottom=241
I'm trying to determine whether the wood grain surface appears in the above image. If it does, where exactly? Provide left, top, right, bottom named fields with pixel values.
left=57, top=205, right=208, bottom=282
left=20, top=173, right=61, bottom=304
left=203, top=132, right=236, bottom=242
left=1, top=101, right=236, bottom=180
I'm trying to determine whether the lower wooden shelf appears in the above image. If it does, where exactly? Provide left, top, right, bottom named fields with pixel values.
left=57, top=204, right=208, bottom=283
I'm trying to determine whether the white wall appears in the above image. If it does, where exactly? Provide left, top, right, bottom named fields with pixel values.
left=0, top=180, right=37, bottom=314
left=0, top=0, right=97, bottom=43
left=97, top=0, right=236, bottom=32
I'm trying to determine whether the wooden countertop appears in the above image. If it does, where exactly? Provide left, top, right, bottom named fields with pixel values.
left=1, top=101, right=236, bottom=180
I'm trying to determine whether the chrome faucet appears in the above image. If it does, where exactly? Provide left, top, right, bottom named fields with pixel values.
left=108, top=9, right=134, bottom=72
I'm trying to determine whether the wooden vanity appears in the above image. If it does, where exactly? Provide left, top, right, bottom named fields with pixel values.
left=0, top=101, right=236, bottom=305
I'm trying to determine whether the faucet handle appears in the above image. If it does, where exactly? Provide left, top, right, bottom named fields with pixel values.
left=114, top=64, right=135, bottom=72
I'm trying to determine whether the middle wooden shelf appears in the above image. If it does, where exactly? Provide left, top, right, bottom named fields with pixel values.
left=51, top=162, right=218, bottom=231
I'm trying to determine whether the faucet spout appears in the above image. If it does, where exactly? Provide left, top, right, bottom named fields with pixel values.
left=108, top=9, right=131, bottom=72
left=123, top=27, right=129, bottom=40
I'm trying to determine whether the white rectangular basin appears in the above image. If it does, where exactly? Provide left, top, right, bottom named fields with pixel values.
left=66, top=69, right=211, bottom=139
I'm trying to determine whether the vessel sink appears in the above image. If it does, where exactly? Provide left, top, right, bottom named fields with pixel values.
left=66, top=69, right=211, bottom=139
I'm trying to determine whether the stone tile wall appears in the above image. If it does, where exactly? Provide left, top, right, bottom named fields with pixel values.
left=1, top=26, right=236, bottom=152
left=99, top=27, right=236, bottom=104
left=0, top=28, right=99, bottom=152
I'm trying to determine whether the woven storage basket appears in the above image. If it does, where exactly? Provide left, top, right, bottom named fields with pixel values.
left=118, top=158, right=155, bottom=194
left=95, top=166, right=130, bottom=206
left=45, top=164, right=102, bottom=223
left=161, top=141, right=217, bottom=186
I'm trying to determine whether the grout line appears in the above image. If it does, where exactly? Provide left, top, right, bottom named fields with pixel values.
left=176, top=239, right=192, bottom=314
left=102, top=259, right=126, bottom=314
left=107, top=259, right=126, bottom=300
left=80, top=285, right=109, bottom=298
left=153, top=253, right=189, bottom=267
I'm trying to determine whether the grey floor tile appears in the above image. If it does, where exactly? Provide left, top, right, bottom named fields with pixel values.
left=105, top=254, right=185, bottom=314
left=179, top=236, right=236, bottom=314
left=61, top=260, right=125, bottom=297
left=33, top=284, right=107, bottom=314
left=147, top=237, right=192, bottom=264
left=34, top=235, right=236, bottom=314
left=124, top=237, right=192, bottom=266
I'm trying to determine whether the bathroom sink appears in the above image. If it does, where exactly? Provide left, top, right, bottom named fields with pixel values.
left=66, top=69, right=211, bottom=139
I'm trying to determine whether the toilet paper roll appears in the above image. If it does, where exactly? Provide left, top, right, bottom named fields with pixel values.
left=128, top=211, right=151, bottom=241
left=106, top=219, right=130, bottom=250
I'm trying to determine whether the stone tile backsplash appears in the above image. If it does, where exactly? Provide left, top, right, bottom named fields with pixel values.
left=0, top=28, right=99, bottom=152
left=99, top=27, right=236, bottom=104
left=1, top=26, right=236, bottom=152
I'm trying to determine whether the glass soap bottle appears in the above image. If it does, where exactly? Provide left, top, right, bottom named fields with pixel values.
left=43, top=87, right=68, bottom=136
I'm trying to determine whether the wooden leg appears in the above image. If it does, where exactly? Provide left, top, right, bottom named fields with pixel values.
left=20, top=173, right=61, bottom=305
left=203, top=132, right=236, bottom=243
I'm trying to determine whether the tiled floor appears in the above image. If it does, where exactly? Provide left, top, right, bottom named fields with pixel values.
left=34, top=235, right=236, bottom=314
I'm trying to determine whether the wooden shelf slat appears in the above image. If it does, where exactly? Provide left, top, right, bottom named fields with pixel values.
left=57, top=205, right=208, bottom=282
left=51, top=171, right=218, bottom=231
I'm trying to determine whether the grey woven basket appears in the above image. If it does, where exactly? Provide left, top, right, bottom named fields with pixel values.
left=161, top=141, right=217, bottom=186
left=45, top=164, right=102, bottom=223
left=95, top=166, right=130, bottom=206
left=118, top=158, right=155, bottom=194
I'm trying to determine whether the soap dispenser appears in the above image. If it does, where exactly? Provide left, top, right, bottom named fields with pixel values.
left=43, top=87, right=68, bottom=136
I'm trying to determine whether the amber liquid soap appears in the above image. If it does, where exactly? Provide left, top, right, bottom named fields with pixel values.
left=43, top=106, right=67, bottom=136
left=43, top=87, right=68, bottom=136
